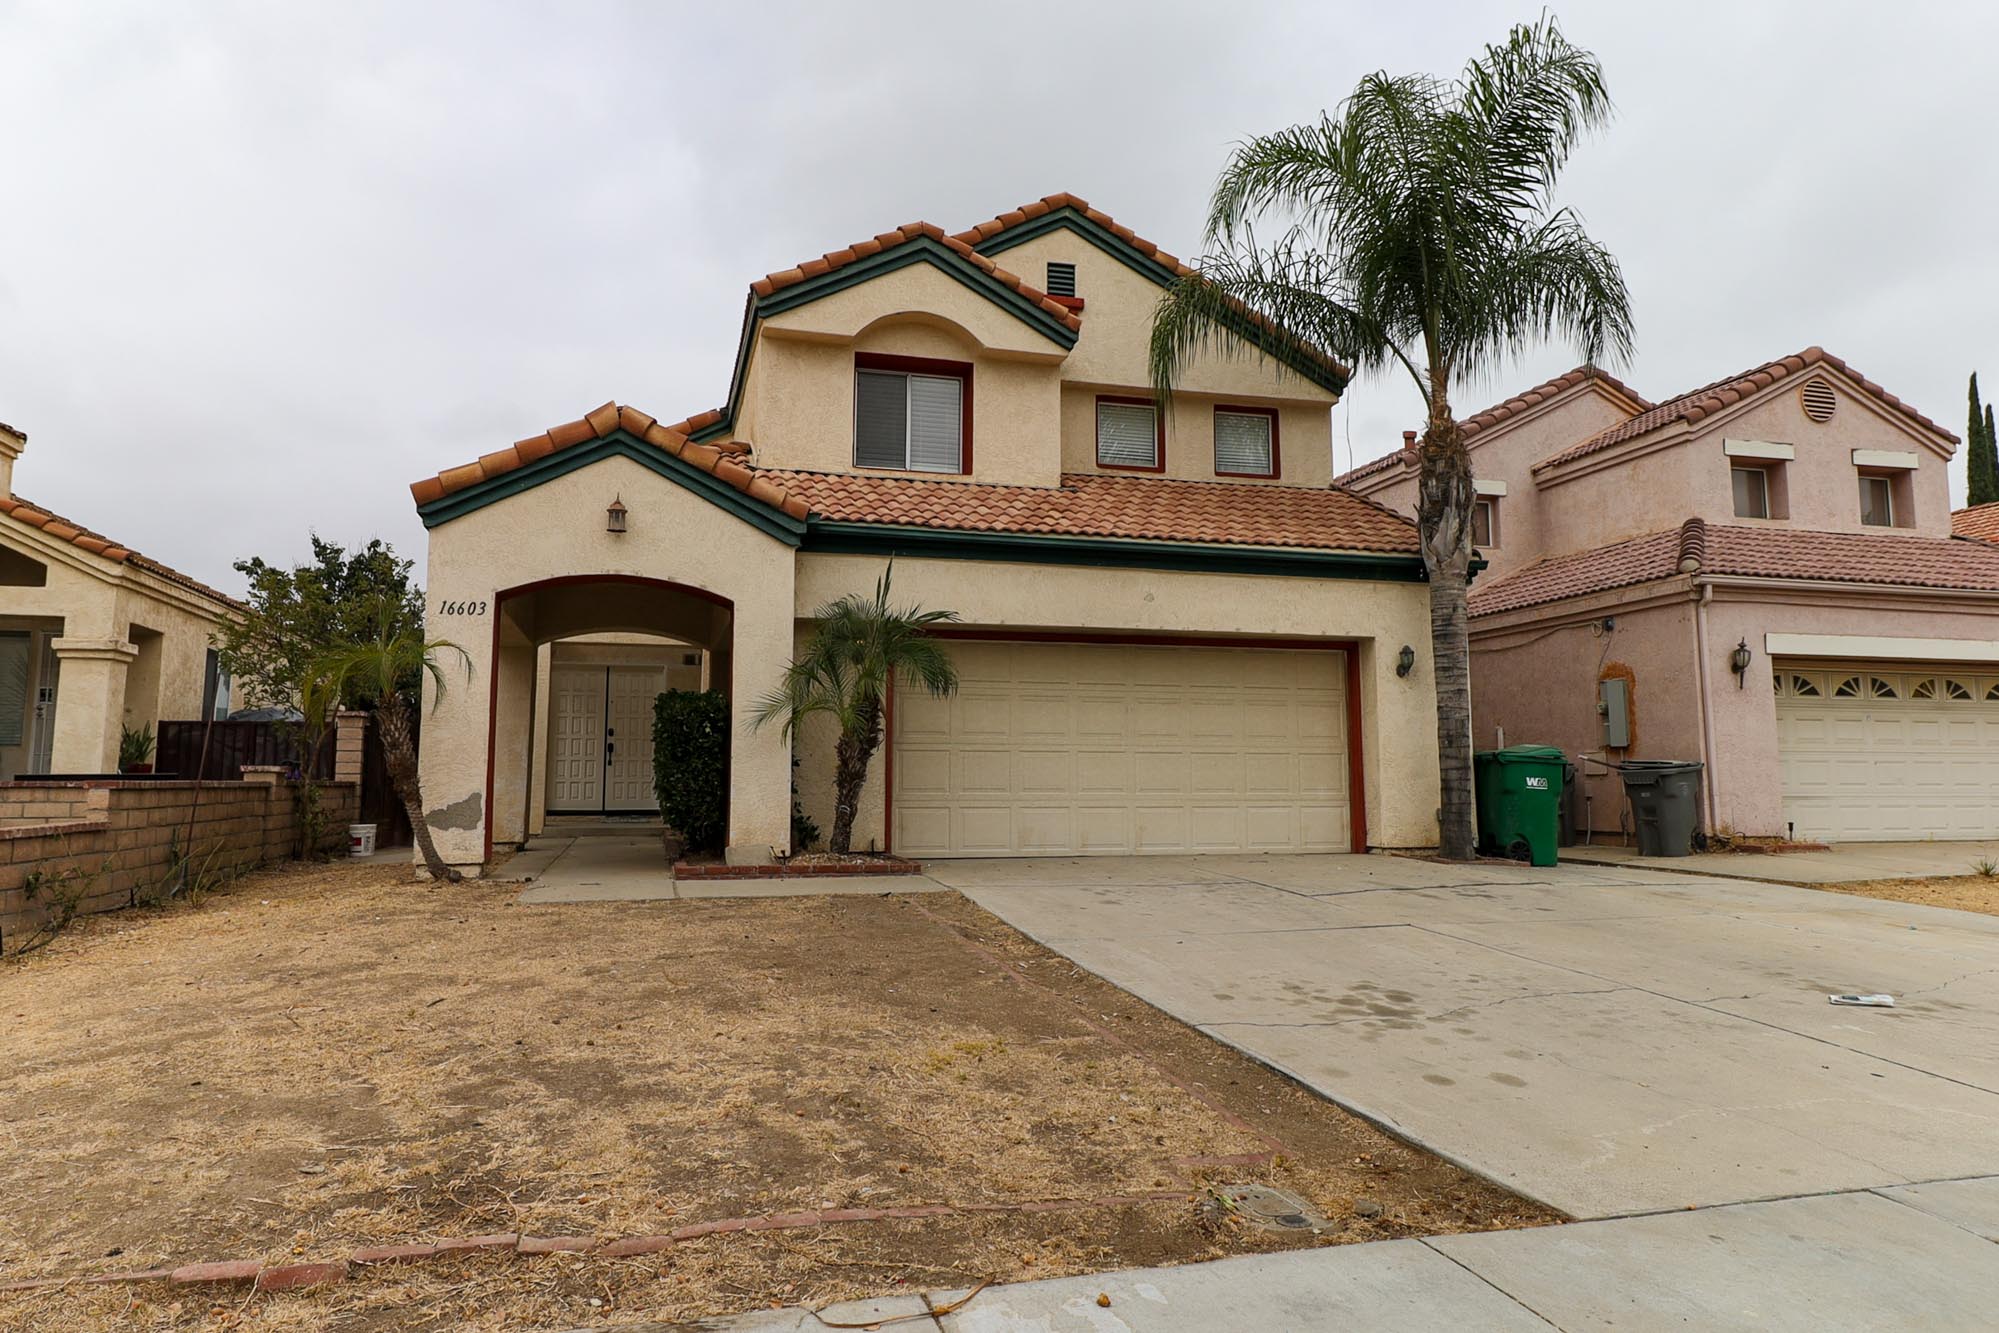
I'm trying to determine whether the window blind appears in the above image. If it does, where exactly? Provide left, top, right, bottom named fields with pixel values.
left=906, top=374, right=963, bottom=472
left=0, top=633, right=28, bottom=747
left=1096, top=402, right=1158, bottom=468
left=855, top=370, right=908, bottom=469
left=1215, top=410, right=1273, bottom=474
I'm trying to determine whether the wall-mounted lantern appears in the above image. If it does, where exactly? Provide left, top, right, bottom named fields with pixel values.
left=606, top=496, right=628, bottom=534
left=1730, top=637, right=1752, bottom=688
left=1396, top=644, right=1416, bottom=678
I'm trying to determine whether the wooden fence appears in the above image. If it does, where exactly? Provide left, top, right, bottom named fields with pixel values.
left=155, top=720, right=336, bottom=783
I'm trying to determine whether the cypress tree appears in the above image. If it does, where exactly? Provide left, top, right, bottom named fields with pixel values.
left=1971, top=375, right=1999, bottom=507
left=1984, top=403, right=1999, bottom=506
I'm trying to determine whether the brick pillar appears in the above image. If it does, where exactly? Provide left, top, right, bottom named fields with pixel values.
left=333, top=710, right=369, bottom=786
left=240, top=765, right=285, bottom=860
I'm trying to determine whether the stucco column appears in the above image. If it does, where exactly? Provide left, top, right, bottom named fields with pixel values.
left=489, top=633, right=538, bottom=849
left=49, top=637, right=136, bottom=773
left=724, top=595, right=793, bottom=863
left=528, top=642, right=552, bottom=837
left=416, top=606, right=496, bottom=875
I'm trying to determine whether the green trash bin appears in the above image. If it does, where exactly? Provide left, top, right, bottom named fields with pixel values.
left=1616, top=760, right=1704, bottom=856
left=1472, top=745, right=1566, bottom=867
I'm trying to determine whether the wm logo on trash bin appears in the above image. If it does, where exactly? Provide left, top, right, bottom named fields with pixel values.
left=1524, top=776, right=1550, bottom=789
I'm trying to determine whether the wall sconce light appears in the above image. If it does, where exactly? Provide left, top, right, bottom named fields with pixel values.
left=1730, top=637, right=1752, bottom=688
left=606, top=496, right=628, bottom=534
left=1396, top=644, right=1416, bottom=678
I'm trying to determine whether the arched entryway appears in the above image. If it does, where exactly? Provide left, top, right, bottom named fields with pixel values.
left=484, top=575, right=734, bottom=863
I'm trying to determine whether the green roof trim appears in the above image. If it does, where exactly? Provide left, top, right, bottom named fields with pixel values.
left=414, top=430, right=807, bottom=545
left=970, top=206, right=1351, bottom=397
left=802, top=521, right=1427, bottom=582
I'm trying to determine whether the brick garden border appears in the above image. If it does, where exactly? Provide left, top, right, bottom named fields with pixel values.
left=0, top=1192, right=1194, bottom=1296
left=672, top=858, right=923, bottom=880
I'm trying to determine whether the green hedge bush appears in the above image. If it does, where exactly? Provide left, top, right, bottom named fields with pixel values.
left=653, top=689, right=728, bottom=853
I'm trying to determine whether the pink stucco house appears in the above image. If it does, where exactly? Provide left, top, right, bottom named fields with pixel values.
left=1341, top=348, right=1999, bottom=844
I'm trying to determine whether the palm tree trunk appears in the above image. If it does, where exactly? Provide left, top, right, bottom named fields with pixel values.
left=1419, top=371, right=1478, bottom=861
left=376, top=696, right=462, bottom=883
left=827, top=698, right=884, bottom=855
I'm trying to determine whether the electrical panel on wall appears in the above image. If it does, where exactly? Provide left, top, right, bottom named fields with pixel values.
left=1599, top=678, right=1630, bottom=748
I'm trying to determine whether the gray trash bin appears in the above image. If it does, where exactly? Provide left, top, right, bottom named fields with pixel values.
left=1617, top=760, right=1704, bottom=857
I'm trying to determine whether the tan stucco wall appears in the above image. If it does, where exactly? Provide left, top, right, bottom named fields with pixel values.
left=744, top=319, right=1063, bottom=487
left=1057, top=386, right=1334, bottom=488
left=417, top=452, right=798, bottom=869
left=792, top=552, right=1441, bottom=850
left=1, top=515, right=232, bottom=776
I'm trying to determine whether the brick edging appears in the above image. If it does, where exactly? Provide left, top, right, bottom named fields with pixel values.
left=672, top=859, right=923, bottom=880
left=0, top=1192, right=1191, bottom=1296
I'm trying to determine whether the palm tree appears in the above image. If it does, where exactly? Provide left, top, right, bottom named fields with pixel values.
left=322, top=619, right=472, bottom=883
left=754, top=565, right=959, bottom=854
left=1149, top=16, right=1632, bottom=860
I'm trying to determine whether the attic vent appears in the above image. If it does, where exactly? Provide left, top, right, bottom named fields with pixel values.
left=1045, top=261, right=1077, bottom=298
left=1800, top=377, right=1836, bottom=422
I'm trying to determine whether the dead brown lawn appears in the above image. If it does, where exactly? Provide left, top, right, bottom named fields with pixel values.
left=0, top=859, right=1554, bottom=1330
left=1809, top=874, right=1999, bottom=917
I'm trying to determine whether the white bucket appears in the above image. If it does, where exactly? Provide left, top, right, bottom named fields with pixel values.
left=348, top=823, right=378, bottom=857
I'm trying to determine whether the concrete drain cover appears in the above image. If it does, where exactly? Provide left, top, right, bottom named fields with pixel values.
left=1216, top=1183, right=1330, bottom=1233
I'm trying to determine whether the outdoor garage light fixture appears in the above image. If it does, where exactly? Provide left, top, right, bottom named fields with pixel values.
left=606, top=495, right=628, bottom=534
left=1396, top=644, right=1416, bottom=678
left=1730, top=637, right=1752, bottom=687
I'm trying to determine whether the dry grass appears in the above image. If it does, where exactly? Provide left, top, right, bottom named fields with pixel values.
left=0, top=859, right=1553, bottom=1329
left=1810, top=874, right=1999, bottom=917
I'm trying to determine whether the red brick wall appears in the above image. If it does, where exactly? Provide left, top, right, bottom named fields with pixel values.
left=0, top=779, right=361, bottom=948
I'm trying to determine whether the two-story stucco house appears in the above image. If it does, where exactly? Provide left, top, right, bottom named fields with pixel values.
left=0, top=420, right=240, bottom=777
left=408, top=194, right=1443, bottom=873
left=1342, top=348, right=1999, bottom=844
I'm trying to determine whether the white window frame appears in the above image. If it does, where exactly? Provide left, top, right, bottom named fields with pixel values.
left=1732, top=465, right=1771, bottom=519
left=1858, top=473, right=1895, bottom=527
left=1095, top=398, right=1161, bottom=471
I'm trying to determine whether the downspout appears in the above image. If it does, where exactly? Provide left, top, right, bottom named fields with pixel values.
left=1679, top=518, right=1722, bottom=832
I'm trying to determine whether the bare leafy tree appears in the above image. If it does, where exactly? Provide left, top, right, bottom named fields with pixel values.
left=1149, top=16, right=1633, bottom=859
left=322, top=616, right=471, bottom=882
left=753, top=565, right=958, bottom=855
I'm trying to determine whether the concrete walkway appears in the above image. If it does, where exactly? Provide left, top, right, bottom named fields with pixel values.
left=1566, top=839, right=1999, bottom=884
left=508, top=834, right=950, bottom=903
left=929, top=854, right=1999, bottom=1219
left=629, top=1180, right=1999, bottom=1331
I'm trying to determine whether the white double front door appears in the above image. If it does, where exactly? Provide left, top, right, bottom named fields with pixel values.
left=547, top=665, right=665, bottom=814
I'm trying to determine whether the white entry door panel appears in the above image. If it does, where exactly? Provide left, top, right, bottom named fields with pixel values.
left=1775, top=663, right=1999, bottom=841
left=892, top=640, right=1351, bottom=857
left=548, top=665, right=666, bottom=814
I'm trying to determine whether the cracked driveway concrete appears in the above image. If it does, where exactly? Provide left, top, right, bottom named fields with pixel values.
left=928, top=854, right=1999, bottom=1219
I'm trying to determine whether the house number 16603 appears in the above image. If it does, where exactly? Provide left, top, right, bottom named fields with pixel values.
left=435, top=599, right=488, bottom=616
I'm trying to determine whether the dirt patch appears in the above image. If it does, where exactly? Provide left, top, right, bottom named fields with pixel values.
left=0, top=859, right=1555, bottom=1329
left=1809, top=874, right=1999, bottom=917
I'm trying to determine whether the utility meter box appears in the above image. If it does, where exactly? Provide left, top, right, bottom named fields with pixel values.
left=1599, top=678, right=1631, bottom=748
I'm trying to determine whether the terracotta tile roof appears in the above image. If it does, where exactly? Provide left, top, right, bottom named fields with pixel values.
left=953, top=193, right=1351, bottom=387
left=407, top=403, right=792, bottom=515
left=1954, top=502, right=1999, bottom=544
left=0, top=494, right=242, bottom=609
left=1333, top=366, right=1652, bottom=487
left=1471, top=517, right=1999, bottom=617
left=1535, top=347, right=1957, bottom=471
left=762, top=468, right=1419, bottom=553
left=753, top=221, right=1081, bottom=334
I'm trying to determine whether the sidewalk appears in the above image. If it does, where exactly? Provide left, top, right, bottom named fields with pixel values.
left=656, top=1178, right=1999, bottom=1331
left=1562, top=839, right=1999, bottom=884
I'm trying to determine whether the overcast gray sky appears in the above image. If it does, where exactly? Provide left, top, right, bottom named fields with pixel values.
left=3, top=1, right=1993, bottom=593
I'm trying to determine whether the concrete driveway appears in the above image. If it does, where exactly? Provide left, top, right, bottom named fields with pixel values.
left=927, top=854, right=1999, bottom=1219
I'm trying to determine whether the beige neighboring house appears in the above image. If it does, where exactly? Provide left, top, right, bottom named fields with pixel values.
left=1341, top=348, right=1999, bottom=844
left=0, top=421, right=240, bottom=777
left=408, top=193, right=1442, bottom=873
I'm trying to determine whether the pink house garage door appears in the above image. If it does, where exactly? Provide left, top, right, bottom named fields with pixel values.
left=891, top=640, right=1350, bottom=856
left=1774, top=664, right=1999, bottom=841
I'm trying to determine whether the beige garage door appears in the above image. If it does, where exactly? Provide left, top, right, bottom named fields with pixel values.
left=1775, top=664, right=1999, bottom=841
left=892, top=640, right=1351, bottom=857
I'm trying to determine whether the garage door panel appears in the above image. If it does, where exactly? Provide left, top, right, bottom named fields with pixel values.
left=1776, top=661, right=1999, bottom=842
left=893, top=641, right=1350, bottom=858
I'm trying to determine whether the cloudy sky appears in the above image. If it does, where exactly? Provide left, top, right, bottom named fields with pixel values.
left=3, top=0, right=1993, bottom=593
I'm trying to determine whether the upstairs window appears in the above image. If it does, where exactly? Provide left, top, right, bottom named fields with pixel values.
left=1859, top=474, right=1894, bottom=527
left=1214, top=406, right=1278, bottom=478
left=854, top=355, right=968, bottom=474
left=1472, top=498, right=1499, bottom=548
left=1732, top=466, right=1771, bottom=519
left=1095, top=396, right=1162, bottom=471
left=1044, top=261, right=1077, bottom=298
